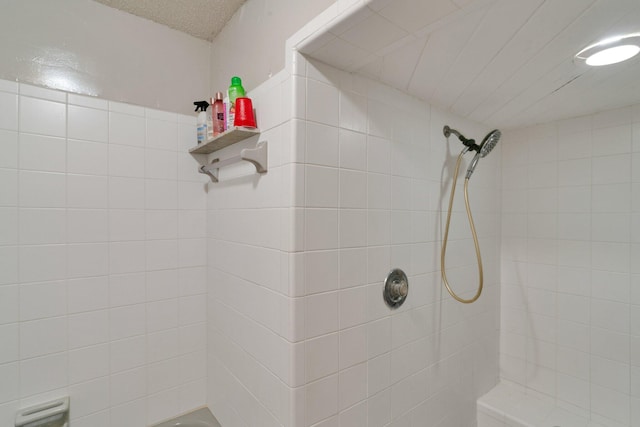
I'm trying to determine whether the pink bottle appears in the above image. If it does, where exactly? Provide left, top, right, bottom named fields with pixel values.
left=211, top=92, right=225, bottom=136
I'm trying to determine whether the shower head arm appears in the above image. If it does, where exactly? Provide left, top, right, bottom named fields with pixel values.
left=444, top=126, right=501, bottom=180
left=443, top=125, right=479, bottom=152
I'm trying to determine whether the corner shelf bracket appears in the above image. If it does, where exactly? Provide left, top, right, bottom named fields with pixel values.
left=199, top=141, right=268, bottom=183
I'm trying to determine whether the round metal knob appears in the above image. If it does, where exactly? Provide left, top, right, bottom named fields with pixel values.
left=389, top=280, right=408, bottom=299
left=383, top=268, right=409, bottom=308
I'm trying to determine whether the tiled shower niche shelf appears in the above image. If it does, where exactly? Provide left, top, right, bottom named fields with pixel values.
left=189, top=126, right=260, bottom=154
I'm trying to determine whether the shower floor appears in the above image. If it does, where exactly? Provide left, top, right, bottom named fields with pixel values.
left=477, top=382, right=606, bottom=427
left=151, top=407, right=221, bottom=427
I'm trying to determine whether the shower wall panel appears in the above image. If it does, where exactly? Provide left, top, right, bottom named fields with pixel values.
left=500, top=105, right=640, bottom=426
left=289, top=57, right=502, bottom=426
left=0, top=80, right=208, bottom=426
left=205, top=70, right=303, bottom=426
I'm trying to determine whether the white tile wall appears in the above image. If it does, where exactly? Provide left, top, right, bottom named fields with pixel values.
left=296, top=58, right=502, bottom=427
left=498, top=103, right=640, bottom=426
left=207, top=52, right=500, bottom=426
left=0, top=80, right=207, bottom=426
left=206, top=70, right=298, bottom=427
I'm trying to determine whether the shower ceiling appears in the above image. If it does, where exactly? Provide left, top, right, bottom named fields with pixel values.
left=298, top=0, right=640, bottom=129
left=93, top=0, right=246, bottom=41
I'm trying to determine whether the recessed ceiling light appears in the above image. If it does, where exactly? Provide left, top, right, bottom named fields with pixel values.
left=575, top=33, right=640, bottom=66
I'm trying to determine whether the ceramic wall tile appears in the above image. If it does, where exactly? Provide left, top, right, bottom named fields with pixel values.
left=306, top=122, right=339, bottom=167
left=20, top=352, right=67, bottom=397
left=0, top=130, right=18, bottom=170
left=110, top=112, right=146, bottom=147
left=20, top=316, right=67, bottom=358
left=19, top=170, right=66, bottom=208
left=68, top=105, right=108, bottom=143
left=19, top=281, right=66, bottom=321
left=19, top=133, right=66, bottom=173
left=0, top=92, right=18, bottom=132
left=67, top=139, right=108, bottom=176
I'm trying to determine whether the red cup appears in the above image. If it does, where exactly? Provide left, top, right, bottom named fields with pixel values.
left=233, top=97, right=257, bottom=128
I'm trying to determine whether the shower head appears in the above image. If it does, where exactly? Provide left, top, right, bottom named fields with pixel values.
left=479, top=129, right=501, bottom=158
left=443, top=125, right=501, bottom=179
left=466, top=129, right=501, bottom=179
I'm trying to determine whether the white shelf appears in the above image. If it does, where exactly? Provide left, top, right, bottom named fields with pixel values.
left=189, top=126, right=260, bottom=154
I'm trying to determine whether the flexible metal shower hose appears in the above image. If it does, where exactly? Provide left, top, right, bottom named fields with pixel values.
left=441, top=150, right=483, bottom=304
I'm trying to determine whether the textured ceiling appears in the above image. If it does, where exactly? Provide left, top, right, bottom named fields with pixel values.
left=298, top=0, right=640, bottom=129
left=94, top=0, right=246, bottom=41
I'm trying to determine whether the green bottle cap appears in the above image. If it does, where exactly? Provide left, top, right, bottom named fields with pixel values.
left=231, top=76, right=242, bottom=86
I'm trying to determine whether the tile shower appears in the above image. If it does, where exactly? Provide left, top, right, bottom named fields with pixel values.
left=1, top=1, right=640, bottom=427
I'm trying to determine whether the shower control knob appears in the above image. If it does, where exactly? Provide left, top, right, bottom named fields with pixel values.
left=390, top=280, right=408, bottom=299
left=383, top=268, right=409, bottom=308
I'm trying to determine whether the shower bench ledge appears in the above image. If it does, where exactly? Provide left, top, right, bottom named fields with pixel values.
left=477, top=382, right=611, bottom=427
